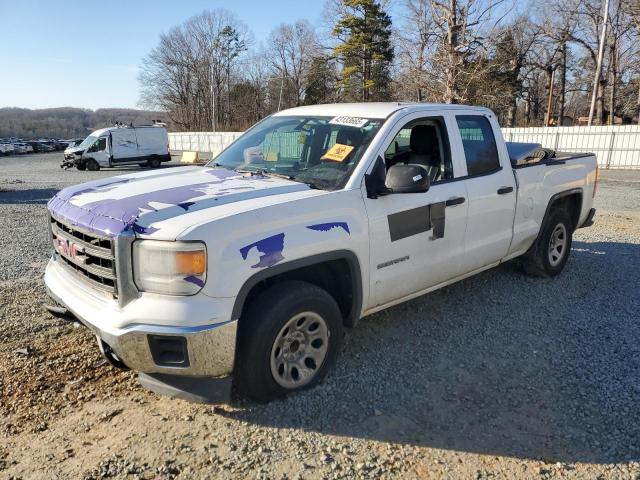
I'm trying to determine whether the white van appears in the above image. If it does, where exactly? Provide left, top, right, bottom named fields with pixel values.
left=65, top=125, right=171, bottom=171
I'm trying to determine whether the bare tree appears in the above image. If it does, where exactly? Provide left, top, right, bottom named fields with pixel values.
left=139, top=9, right=249, bottom=131
left=268, top=20, right=318, bottom=107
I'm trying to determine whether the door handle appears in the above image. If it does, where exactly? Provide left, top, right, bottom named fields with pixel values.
left=497, top=186, right=514, bottom=195
left=445, top=196, right=465, bottom=207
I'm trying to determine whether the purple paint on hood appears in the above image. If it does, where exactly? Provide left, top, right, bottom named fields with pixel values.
left=47, top=167, right=277, bottom=237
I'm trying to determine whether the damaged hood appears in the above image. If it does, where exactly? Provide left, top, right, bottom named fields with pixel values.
left=48, top=166, right=315, bottom=237
left=64, top=146, right=84, bottom=156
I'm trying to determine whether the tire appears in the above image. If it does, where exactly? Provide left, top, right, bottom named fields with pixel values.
left=76, top=161, right=87, bottom=171
left=86, top=159, right=100, bottom=171
left=521, top=208, right=573, bottom=277
left=234, top=280, right=343, bottom=402
left=147, top=156, right=161, bottom=168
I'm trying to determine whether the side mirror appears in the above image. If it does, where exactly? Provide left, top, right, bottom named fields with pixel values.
left=385, top=163, right=430, bottom=193
left=365, top=156, right=391, bottom=199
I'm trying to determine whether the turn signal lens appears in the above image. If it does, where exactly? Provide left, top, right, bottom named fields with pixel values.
left=175, top=250, right=206, bottom=275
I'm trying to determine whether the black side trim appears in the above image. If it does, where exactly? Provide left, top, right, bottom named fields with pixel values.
left=231, top=250, right=363, bottom=327
left=388, top=205, right=431, bottom=241
left=430, top=202, right=446, bottom=239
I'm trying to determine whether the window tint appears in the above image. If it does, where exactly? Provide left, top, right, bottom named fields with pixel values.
left=97, top=137, right=106, bottom=151
left=456, top=115, right=500, bottom=176
left=384, top=117, right=453, bottom=183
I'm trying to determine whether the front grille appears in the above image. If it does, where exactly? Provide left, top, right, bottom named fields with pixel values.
left=50, top=216, right=118, bottom=296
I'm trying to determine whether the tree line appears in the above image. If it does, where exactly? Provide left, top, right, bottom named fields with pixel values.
left=0, top=108, right=168, bottom=139
left=139, top=0, right=640, bottom=131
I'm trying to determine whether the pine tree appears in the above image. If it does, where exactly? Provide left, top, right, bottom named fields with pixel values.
left=331, top=0, right=394, bottom=101
left=304, top=55, right=337, bottom=105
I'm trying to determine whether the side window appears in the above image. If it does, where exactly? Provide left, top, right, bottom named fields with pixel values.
left=455, top=115, right=500, bottom=176
left=97, top=137, right=107, bottom=151
left=384, top=117, right=453, bottom=183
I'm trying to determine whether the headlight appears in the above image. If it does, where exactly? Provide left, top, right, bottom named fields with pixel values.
left=132, top=240, right=207, bottom=295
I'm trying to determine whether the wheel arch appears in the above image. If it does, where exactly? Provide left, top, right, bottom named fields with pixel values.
left=231, top=250, right=363, bottom=329
left=528, top=188, right=583, bottom=254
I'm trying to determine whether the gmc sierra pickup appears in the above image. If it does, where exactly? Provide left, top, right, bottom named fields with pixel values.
left=44, top=103, right=598, bottom=402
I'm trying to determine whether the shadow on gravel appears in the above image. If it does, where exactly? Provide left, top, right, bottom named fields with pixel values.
left=0, top=188, right=59, bottom=205
left=222, top=240, right=640, bottom=465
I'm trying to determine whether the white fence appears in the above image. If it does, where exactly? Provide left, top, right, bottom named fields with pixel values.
left=502, top=125, right=640, bottom=169
left=169, top=132, right=243, bottom=157
left=170, top=125, right=640, bottom=169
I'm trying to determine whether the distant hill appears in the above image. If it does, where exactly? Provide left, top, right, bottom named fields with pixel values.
left=0, top=107, right=170, bottom=139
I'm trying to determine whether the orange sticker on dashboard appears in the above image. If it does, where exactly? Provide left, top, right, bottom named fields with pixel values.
left=321, top=143, right=354, bottom=162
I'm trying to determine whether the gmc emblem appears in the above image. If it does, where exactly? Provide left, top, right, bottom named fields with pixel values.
left=55, top=235, right=85, bottom=262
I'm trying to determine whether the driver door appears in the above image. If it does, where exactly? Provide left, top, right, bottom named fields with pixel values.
left=363, top=113, right=469, bottom=308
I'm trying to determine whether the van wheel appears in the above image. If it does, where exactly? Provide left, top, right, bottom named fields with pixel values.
left=147, top=157, right=161, bottom=168
left=86, top=159, right=100, bottom=171
left=234, top=280, right=343, bottom=402
left=76, top=161, right=87, bottom=171
left=521, top=208, right=573, bottom=277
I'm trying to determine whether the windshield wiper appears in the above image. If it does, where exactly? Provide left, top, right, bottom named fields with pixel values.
left=234, top=167, right=320, bottom=189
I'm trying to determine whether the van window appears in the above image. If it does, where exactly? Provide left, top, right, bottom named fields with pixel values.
left=456, top=115, right=500, bottom=176
left=97, top=137, right=106, bottom=151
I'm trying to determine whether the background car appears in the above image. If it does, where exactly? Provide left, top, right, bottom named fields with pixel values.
left=26, top=141, right=55, bottom=153
left=0, top=143, right=15, bottom=156
left=12, top=142, right=34, bottom=154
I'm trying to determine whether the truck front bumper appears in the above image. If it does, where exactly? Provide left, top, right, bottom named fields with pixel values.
left=44, top=256, right=238, bottom=381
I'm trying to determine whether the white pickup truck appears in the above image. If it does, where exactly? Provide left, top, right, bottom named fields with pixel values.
left=44, top=103, right=598, bottom=402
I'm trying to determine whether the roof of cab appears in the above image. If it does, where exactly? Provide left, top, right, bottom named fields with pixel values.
left=273, top=102, right=491, bottom=119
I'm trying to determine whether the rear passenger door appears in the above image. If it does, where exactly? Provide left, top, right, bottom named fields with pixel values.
left=455, top=114, right=516, bottom=272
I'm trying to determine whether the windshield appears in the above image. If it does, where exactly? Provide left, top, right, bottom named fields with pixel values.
left=79, top=135, right=97, bottom=149
left=209, top=115, right=384, bottom=190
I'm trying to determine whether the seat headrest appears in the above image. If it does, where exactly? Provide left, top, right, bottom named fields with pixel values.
left=410, top=125, right=439, bottom=155
left=336, top=128, right=364, bottom=146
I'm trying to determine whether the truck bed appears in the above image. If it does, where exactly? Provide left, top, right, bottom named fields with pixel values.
left=506, top=141, right=594, bottom=168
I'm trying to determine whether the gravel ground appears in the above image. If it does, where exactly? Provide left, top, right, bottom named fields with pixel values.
left=1, top=153, right=639, bottom=479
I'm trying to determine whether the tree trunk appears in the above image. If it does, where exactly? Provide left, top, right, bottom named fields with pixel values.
left=608, top=44, right=617, bottom=126
left=545, top=67, right=555, bottom=127
left=637, top=81, right=640, bottom=125
left=445, top=0, right=460, bottom=104
left=507, top=99, right=517, bottom=128
left=556, top=43, right=566, bottom=127
left=596, top=79, right=607, bottom=125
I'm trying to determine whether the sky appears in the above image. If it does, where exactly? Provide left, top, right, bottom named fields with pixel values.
left=0, top=0, right=330, bottom=110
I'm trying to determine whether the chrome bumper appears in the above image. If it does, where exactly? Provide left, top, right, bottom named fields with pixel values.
left=46, top=284, right=237, bottom=378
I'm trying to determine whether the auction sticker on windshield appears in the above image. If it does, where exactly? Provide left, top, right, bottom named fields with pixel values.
left=329, top=116, right=369, bottom=128
left=321, top=143, right=354, bottom=162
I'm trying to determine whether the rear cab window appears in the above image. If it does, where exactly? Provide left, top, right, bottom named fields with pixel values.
left=455, top=115, right=500, bottom=176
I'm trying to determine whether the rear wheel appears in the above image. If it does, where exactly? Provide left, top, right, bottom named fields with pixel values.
left=234, top=280, right=343, bottom=402
left=147, top=156, right=161, bottom=168
left=521, top=208, right=573, bottom=277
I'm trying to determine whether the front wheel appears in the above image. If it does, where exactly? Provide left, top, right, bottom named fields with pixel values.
left=234, top=280, right=343, bottom=402
left=86, top=159, right=100, bottom=171
left=521, top=208, right=573, bottom=277
left=76, top=161, right=87, bottom=171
